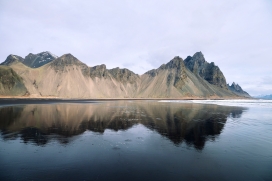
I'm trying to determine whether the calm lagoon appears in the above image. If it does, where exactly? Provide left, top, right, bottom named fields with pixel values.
left=0, top=100, right=271, bottom=181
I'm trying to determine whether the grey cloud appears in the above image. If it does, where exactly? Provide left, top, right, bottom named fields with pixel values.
left=0, top=0, right=271, bottom=96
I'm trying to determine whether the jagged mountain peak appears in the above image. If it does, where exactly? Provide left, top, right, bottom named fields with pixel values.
left=228, top=82, right=251, bottom=98
left=231, top=82, right=237, bottom=86
left=59, top=53, right=75, bottom=59
left=27, top=51, right=58, bottom=61
left=144, top=56, right=184, bottom=77
left=0, top=51, right=59, bottom=68
left=89, top=64, right=139, bottom=83
left=92, top=64, right=107, bottom=70
left=192, top=51, right=204, bottom=59
left=50, top=53, right=88, bottom=72
left=229, top=82, right=242, bottom=91
left=109, top=67, right=140, bottom=83
left=109, top=67, right=138, bottom=76
left=23, top=51, right=57, bottom=68
left=53, top=53, right=84, bottom=65
left=184, top=52, right=227, bottom=89
left=1, top=55, right=24, bottom=66
left=185, top=51, right=206, bottom=68
left=156, top=56, right=184, bottom=70
left=37, top=51, right=58, bottom=58
left=165, top=56, right=184, bottom=69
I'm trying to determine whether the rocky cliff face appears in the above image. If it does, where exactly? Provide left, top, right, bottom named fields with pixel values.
left=90, top=64, right=109, bottom=79
left=109, top=67, right=140, bottom=84
left=89, top=65, right=140, bottom=84
left=0, top=51, right=249, bottom=99
left=184, top=52, right=228, bottom=89
left=228, top=82, right=251, bottom=98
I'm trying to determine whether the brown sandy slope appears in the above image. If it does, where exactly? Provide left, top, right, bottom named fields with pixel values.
left=0, top=52, right=246, bottom=99
left=6, top=54, right=141, bottom=98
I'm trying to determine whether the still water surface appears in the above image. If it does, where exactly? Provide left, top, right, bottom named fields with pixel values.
left=0, top=100, right=271, bottom=181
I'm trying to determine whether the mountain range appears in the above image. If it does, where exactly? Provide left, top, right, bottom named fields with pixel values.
left=0, top=51, right=251, bottom=99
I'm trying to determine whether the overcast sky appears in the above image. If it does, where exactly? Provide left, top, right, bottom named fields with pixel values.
left=0, top=0, right=271, bottom=96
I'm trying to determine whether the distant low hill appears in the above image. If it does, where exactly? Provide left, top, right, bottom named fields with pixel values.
left=0, top=51, right=251, bottom=99
left=254, top=94, right=272, bottom=100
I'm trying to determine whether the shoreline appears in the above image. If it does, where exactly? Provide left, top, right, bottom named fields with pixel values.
left=0, top=97, right=253, bottom=100
left=0, top=96, right=254, bottom=102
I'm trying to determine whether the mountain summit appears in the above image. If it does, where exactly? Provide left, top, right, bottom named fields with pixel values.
left=1, top=51, right=57, bottom=68
left=184, top=52, right=227, bottom=89
left=0, top=51, right=251, bottom=99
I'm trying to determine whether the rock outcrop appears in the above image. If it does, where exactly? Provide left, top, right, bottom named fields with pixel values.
left=108, top=68, right=140, bottom=84
left=184, top=52, right=228, bottom=89
left=0, top=51, right=250, bottom=99
left=89, top=64, right=109, bottom=79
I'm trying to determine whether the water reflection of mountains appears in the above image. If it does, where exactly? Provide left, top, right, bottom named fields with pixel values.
left=0, top=101, right=246, bottom=150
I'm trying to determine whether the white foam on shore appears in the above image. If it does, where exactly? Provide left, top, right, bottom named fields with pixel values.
left=158, top=99, right=272, bottom=108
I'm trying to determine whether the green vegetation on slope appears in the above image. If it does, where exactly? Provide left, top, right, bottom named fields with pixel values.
left=0, top=66, right=28, bottom=96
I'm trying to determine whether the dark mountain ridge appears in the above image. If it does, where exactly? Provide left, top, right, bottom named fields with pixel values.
left=1, top=55, right=24, bottom=66
left=227, top=82, right=251, bottom=98
left=184, top=52, right=227, bottom=89
left=1, top=51, right=57, bottom=68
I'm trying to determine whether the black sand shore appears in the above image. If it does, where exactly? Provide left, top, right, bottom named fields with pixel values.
left=0, top=97, right=240, bottom=105
left=0, top=97, right=254, bottom=106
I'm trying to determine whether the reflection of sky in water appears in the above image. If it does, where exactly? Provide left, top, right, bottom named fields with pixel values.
left=0, top=101, right=271, bottom=181
left=160, top=99, right=272, bottom=108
